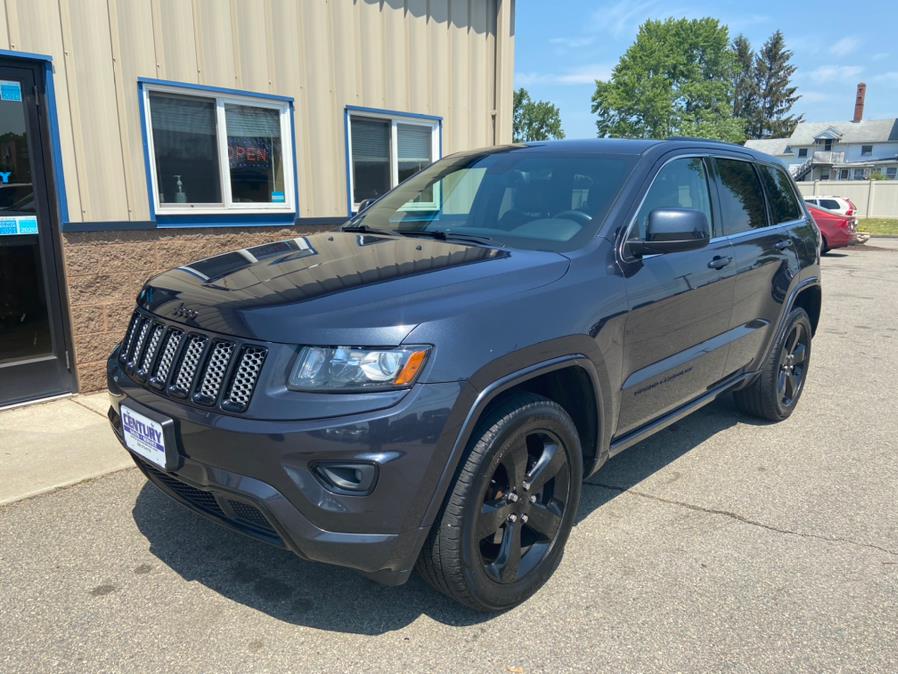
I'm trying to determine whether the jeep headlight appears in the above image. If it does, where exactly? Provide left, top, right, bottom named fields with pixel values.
left=287, top=346, right=430, bottom=392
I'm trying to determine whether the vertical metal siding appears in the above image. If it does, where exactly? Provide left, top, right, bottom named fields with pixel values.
left=1, top=0, right=514, bottom=223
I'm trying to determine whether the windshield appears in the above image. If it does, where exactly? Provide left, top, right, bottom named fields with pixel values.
left=346, top=147, right=638, bottom=252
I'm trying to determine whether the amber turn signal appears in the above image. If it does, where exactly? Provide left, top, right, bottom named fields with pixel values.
left=394, top=349, right=429, bottom=385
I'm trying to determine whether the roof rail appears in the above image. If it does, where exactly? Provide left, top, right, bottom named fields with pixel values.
left=665, top=136, right=744, bottom=147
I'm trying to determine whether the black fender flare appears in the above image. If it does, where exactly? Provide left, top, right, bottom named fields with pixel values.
left=418, top=351, right=610, bottom=530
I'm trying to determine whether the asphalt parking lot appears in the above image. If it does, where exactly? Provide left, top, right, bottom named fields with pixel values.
left=2, top=240, right=897, bottom=673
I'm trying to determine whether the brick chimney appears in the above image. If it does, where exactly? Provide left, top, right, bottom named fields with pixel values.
left=852, top=82, right=866, bottom=123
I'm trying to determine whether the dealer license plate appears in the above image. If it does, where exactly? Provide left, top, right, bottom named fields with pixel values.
left=121, top=405, right=167, bottom=469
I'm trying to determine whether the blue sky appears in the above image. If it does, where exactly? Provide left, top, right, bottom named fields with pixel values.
left=514, top=0, right=898, bottom=138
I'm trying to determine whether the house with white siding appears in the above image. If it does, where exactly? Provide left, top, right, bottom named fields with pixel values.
left=745, top=84, right=898, bottom=182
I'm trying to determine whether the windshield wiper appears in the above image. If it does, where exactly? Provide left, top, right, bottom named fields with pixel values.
left=341, top=223, right=397, bottom=236
left=396, top=230, right=503, bottom=247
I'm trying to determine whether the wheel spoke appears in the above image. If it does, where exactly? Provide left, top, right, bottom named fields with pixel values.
left=786, top=373, right=800, bottom=399
left=777, top=370, right=788, bottom=397
left=792, top=343, right=807, bottom=364
left=786, top=326, right=800, bottom=354
left=526, top=501, right=562, bottom=539
left=526, top=442, right=565, bottom=492
left=501, top=441, right=527, bottom=488
left=488, top=520, right=522, bottom=582
left=477, top=500, right=512, bottom=541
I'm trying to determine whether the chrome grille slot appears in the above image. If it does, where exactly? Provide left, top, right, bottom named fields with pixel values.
left=120, top=312, right=141, bottom=362
left=222, top=346, right=267, bottom=412
left=193, top=341, right=235, bottom=405
left=137, top=323, right=165, bottom=379
left=169, top=334, right=208, bottom=397
left=127, top=319, right=152, bottom=370
left=150, top=328, right=183, bottom=388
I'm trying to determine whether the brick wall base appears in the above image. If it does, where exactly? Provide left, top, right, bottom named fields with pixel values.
left=61, top=226, right=325, bottom=392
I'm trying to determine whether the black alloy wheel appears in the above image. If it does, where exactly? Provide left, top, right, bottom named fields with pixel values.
left=477, top=430, right=571, bottom=583
left=778, top=322, right=809, bottom=407
left=417, top=392, right=583, bottom=612
left=733, top=307, right=813, bottom=421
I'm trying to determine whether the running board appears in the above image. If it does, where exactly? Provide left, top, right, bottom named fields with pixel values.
left=608, top=372, right=754, bottom=457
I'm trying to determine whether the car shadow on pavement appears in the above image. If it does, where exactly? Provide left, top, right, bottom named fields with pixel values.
left=576, top=396, right=761, bottom=523
left=131, top=396, right=759, bottom=633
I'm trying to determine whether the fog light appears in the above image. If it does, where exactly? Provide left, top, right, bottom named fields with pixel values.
left=313, top=462, right=378, bottom=495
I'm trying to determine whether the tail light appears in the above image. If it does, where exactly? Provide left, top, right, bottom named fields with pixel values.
left=846, top=199, right=857, bottom=216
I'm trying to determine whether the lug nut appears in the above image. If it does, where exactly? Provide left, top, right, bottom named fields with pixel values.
left=521, top=514, right=528, bottom=523
left=507, top=493, right=519, bottom=503
left=529, top=495, right=537, bottom=503
left=508, top=514, right=518, bottom=523
left=522, top=481, right=531, bottom=491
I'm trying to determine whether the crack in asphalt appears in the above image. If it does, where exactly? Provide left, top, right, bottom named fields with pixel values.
left=584, top=480, right=898, bottom=559
left=70, top=397, right=107, bottom=418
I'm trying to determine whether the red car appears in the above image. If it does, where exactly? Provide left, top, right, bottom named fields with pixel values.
left=806, top=203, right=856, bottom=253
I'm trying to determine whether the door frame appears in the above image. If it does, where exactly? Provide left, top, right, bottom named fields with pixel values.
left=0, top=51, right=76, bottom=407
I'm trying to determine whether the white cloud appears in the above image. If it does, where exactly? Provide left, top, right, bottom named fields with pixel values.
left=588, top=1, right=767, bottom=39
left=549, top=35, right=596, bottom=49
left=831, top=36, right=859, bottom=57
left=516, top=64, right=613, bottom=87
left=872, top=71, right=898, bottom=83
left=806, top=65, right=863, bottom=83
left=872, top=52, right=890, bottom=62
left=801, top=91, right=831, bottom=103
left=592, top=0, right=678, bottom=38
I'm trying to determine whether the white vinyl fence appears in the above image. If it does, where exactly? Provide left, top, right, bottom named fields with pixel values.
left=795, top=180, right=898, bottom=218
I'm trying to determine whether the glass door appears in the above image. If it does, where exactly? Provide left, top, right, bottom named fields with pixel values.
left=0, top=60, right=74, bottom=407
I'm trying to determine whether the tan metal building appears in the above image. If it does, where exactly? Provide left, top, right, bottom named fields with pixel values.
left=0, top=0, right=515, bottom=406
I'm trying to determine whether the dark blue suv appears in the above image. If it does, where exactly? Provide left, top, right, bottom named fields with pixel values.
left=108, top=139, right=821, bottom=611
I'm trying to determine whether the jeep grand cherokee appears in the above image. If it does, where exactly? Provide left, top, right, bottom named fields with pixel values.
left=107, top=139, right=821, bottom=611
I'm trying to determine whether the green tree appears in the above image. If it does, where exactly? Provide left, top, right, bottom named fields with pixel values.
left=591, top=18, right=744, bottom=142
left=732, top=34, right=758, bottom=133
left=750, top=30, right=803, bottom=138
left=513, top=88, right=565, bottom=142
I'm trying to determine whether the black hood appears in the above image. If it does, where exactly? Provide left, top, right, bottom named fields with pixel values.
left=138, top=232, right=570, bottom=345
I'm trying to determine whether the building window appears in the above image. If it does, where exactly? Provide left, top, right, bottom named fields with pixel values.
left=798, top=148, right=808, bottom=158
left=346, top=109, right=440, bottom=212
left=142, top=83, right=295, bottom=216
left=887, top=167, right=897, bottom=179
left=853, top=168, right=866, bottom=180
left=839, top=169, right=850, bottom=180
left=861, top=145, right=873, bottom=156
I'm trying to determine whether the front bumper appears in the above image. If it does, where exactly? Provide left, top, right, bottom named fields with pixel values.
left=107, top=352, right=470, bottom=585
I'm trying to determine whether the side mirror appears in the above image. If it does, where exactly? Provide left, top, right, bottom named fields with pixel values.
left=628, top=208, right=711, bottom=256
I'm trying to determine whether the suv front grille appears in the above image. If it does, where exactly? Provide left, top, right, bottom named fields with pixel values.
left=118, top=309, right=267, bottom=414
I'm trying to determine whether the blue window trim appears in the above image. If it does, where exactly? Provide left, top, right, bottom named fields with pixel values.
left=137, top=77, right=299, bottom=229
left=344, top=105, right=443, bottom=217
left=0, top=50, right=70, bottom=226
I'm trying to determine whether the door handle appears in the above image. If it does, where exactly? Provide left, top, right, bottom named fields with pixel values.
left=707, top=255, right=733, bottom=270
left=774, top=239, right=792, bottom=250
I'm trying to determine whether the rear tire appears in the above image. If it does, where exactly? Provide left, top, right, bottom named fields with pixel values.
left=820, top=236, right=830, bottom=255
left=734, top=307, right=812, bottom=421
left=416, top=392, right=583, bottom=612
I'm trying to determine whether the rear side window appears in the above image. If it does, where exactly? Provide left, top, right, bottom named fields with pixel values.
left=758, top=165, right=803, bottom=224
left=632, top=157, right=713, bottom=239
left=820, top=199, right=840, bottom=210
left=714, top=158, right=768, bottom=235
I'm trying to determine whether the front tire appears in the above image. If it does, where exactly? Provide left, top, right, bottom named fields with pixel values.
left=734, top=307, right=812, bottom=421
left=416, top=392, right=583, bottom=612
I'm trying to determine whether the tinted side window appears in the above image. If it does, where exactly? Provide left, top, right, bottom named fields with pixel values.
left=632, top=157, right=713, bottom=239
left=714, top=158, right=768, bottom=235
left=759, top=165, right=803, bottom=224
left=820, top=199, right=840, bottom=210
